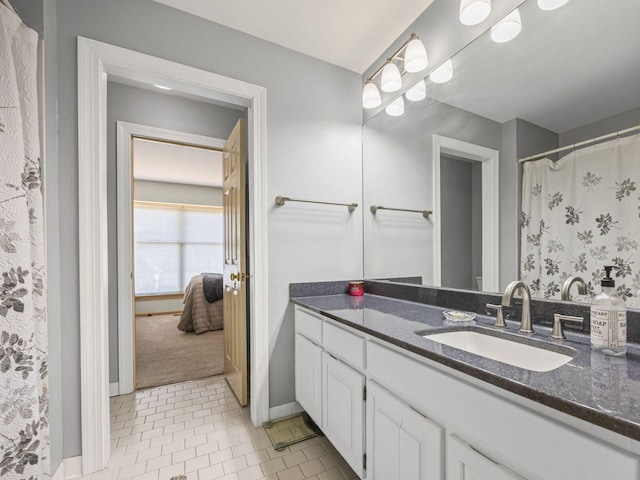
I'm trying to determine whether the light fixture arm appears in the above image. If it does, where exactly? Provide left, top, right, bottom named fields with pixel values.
left=366, top=33, right=420, bottom=83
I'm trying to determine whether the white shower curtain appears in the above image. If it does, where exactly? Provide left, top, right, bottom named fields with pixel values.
left=521, top=134, right=640, bottom=302
left=0, top=3, right=49, bottom=478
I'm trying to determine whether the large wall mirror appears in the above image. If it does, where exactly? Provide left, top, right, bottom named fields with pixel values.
left=363, top=0, right=640, bottom=306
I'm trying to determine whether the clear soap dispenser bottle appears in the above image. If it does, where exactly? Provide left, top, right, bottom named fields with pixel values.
left=590, top=266, right=627, bottom=356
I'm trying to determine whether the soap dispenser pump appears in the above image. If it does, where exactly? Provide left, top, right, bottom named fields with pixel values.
left=590, top=266, right=627, bottom=356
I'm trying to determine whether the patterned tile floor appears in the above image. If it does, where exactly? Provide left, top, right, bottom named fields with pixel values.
left=93, top=375, right=357, bottom=480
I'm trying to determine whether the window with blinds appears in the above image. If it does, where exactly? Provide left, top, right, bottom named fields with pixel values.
left=133, top=202, right=223, bottom=295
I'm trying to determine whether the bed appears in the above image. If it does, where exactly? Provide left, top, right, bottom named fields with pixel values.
left=177, top=273, right=224, bottom=334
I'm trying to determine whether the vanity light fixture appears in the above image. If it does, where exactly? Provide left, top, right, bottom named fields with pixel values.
left=459, top=0, right=492, bottom=26
left=362, top=33, right=428, bottom=108
left=153, top=84, right=172, bottom=90
left=537, top=0, right=569, bottom=10
left=491, top=8, right=522, bottom=43
left=381, top=60, right=403, bottom=92
left=385, top=96, right=405, bottom=116
left=405, top=79, right=426, bottom=102
left=430, top=59, right=454, bottom=84
left=362, top=80, right=382, bottom=108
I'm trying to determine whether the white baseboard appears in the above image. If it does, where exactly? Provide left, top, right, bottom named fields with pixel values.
left=269, top=401, right=304, bottom=421
left=52, top=456, right=82, bottom=480
left=109, top=382, right=119, bottom=397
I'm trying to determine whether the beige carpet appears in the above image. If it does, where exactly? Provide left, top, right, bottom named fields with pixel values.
left=135, top=314, right=224, bottom=390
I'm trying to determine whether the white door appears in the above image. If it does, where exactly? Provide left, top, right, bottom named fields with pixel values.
left=367, top=381, right=444, bottom=480
left=322, top=352, right=365, bottom=478
left=295, top=333, right=323, bottom=426
left=223, top=119, right=248, bottom=406
left=447, top=435, right=524, bottom=480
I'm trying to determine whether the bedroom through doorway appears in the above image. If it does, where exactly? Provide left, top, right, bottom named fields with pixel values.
left=131, top=136, right=227, bottom=390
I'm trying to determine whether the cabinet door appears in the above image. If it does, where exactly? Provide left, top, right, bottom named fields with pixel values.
left=367, top=381, right=444, bottom=480
left=447, top=435, right=524, bottom=480
left=295, top=333, right=323, bottom=426
left=322, top=352, right=365, bottom=479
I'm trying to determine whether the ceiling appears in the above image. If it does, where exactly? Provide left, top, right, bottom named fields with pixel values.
left=152, top=0, right=436, bottom=73
left=133, top=138, right=223, bottom=188
left=426, top=0, right=640, bottom=133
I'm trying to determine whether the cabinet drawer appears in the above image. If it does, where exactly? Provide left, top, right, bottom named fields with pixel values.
left=294, top=306, right=323, bottom=344
left=324, top=321, right=365, bottom=369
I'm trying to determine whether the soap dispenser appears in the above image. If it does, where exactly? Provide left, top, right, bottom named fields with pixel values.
left=590, top=266, right=627, bottom=356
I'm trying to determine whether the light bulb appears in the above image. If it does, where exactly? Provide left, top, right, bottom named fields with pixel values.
left=430, top=59, right=454, bottom=84
left=385, top=96, right=405, bottom=116
left=405, top=80, right=426, bottom=102
left=537, top=0, right=569, bottom=10
left=381, top=61, right=402, bottom=92
left=362, top=81, right=382, bottom=109
left=491, top=8, right=522, bottom=43
left=404, top=37, right=429, bottom=73
left=459, top=0, right=492, bottom=26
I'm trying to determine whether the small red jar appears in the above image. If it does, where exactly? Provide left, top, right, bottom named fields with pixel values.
left=349, top=281, right=364, bottom=296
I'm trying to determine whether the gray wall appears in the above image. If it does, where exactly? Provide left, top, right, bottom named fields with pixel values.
left=363, top=96, right=502, bottom=285
left=107, top=82, right=242, bottom=384
left=560, top=107, right=640, bottom=146
left=50, top=0, right=362, bottom=458
left=500, top=119, right=518, bottom=289
left=13, top=0, right=65, bottom=473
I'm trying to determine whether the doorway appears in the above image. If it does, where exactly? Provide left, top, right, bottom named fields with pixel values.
left=432, top=134, right=500, bottom=293
left=78, top=37, right=269, bottom=474
left=116, top=123, right=230, bottom=395
left=122, top=133, right=229, bottom=391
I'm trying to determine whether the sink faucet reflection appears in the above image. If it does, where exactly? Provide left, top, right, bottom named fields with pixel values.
left=561, top=276, right=587, bottom=301
left=502, top=281, right=534, bottom=334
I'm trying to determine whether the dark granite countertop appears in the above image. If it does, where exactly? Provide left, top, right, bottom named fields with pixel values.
left=291, top=293, right=640, bottom=442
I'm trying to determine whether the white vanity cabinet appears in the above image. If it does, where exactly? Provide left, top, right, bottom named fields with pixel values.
left=366, top=380, right=444, bottom=480
left=293, top=305, right=640, bottom=480
left=447, top=435, right=524, bottom=480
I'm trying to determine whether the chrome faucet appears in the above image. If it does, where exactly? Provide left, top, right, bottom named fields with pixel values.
left=561, top=276, right=587, bottom=301
left=502, top=281, right=534, bottom=334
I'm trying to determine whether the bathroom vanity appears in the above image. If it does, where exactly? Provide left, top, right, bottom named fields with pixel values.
left=291, top=285, right=640, bottom=480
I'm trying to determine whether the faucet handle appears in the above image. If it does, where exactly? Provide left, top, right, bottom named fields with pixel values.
left=486, top=303, right=507, bottom=328
left=550, top=313, right=584, bottom=340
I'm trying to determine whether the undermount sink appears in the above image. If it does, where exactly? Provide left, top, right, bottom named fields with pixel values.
left=423, top=329, right=574, bottom=372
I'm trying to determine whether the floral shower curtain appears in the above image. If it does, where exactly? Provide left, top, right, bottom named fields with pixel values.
left=0, top=3, right=49, bottom=478
left=521, top=134, right=640, bottom=302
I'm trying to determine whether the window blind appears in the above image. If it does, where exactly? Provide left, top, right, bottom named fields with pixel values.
left=134, top=203, right=223, bottom=295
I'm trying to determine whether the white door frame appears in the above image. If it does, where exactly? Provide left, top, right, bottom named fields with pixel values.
left=432, top=134, right=500, bottom=292
left=78, top=37, right=269, bottom=474
left=116, top=122, right=226, bottom=396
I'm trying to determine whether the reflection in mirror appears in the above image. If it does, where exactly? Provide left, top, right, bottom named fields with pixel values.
left=440, top=154, right=482, bottom=290
left=362, top=0, right=640, bottom=306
